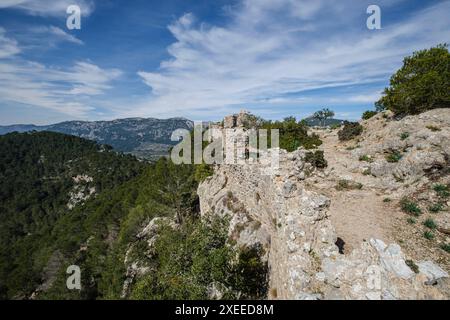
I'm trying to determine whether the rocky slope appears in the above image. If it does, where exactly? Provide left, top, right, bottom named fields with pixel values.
left=0, top=117, right=193, bottom=160
left=197, top=109, right=450, bottom=300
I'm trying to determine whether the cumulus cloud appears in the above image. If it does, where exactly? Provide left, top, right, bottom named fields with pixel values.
left=133, top=0, right=450, bottom=118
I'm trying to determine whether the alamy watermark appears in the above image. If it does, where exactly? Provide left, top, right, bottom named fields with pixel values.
left=66, top=265, right=81, bottom=290
left=66, top=5, right=81, bottom=30
left=170, top=122, right=280, bottom=172
left=367, top=5, right=381, bottom=30
left=63, top=4, right=381, bottom=32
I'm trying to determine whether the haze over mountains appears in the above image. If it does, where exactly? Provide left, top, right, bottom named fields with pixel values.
left=0, top=118, right=194, bottom=160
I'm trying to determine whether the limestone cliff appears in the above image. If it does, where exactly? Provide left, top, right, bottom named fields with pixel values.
left=197, top=109, right=450, bottom=300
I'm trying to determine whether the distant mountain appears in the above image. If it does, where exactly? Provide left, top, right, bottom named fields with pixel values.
left=303, top=117, right=345, bottom=127
left=0, top=118, right=193, bottom=160
left=0, top=124, right=42, bottom=134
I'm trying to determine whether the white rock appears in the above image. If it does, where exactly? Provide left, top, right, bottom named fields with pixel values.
left=365, top=291, right=381, bottom=300
left=370, top=239, right=414, bottom=279
left=315, top=272, right=326, bottom=282
left=381, top=290, right=397, bottom=300
left=303, top=242, right=311, bottom=252
left=417, top=261, right=449, bottom=282
left=352, top=283, right=363, bottom=293
left=296, top=292, right=321, bottom=300
left=370, top=238, right=387, bottom=252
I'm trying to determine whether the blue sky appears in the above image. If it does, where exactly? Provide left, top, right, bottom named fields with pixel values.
left=0, top=0, right=449, bottom=125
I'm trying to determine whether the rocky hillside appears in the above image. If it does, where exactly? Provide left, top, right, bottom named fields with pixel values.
left=197, top=109, right=450, bottom=300
left=0, top=117, right=193, bottom=160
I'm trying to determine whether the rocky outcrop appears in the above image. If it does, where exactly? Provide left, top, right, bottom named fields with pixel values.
left=223, top=110, right=252, bottom=128
left=198, top=148, right=335, bottom=299
left=353, top=109, right=450, bottom=189
left=197, top=110, right=450, bottom=300
left=121, top=217, right=175, bottom=298
left=319, top=239, right=448, bottom=300
left=67, top=175, right=96, bottom=209
left=198, top=152, right=449, bottom=299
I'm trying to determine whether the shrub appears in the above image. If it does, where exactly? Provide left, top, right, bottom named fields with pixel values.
left=304, top=150, right=328, bottom=169
left=440, top=244, right=450, bottom=253
left=424, top=218, right=437, bottom=229
left=359, top=155, right=373, bottom=162
left=426, top=125, right=441, bottom=132
left=375, top=44, right=450, bottom=116
left=362, top=110, right=377, bottom=120
left=330, top=123, right=342, bottom=130
left=400, top=198, right=422, bottom=216
left=383, top=198, right=392, bottom=202
left=129, top=218, right=224, bottom=299
left=241, top=114, right=265, bottom=129
left=429, top=203, right=443, bottom=213
left=336, top=179, right=363, bottom=191
left=405, top=260, right=419, bottom=273
left=400, top=132, right=410, bottom=140
left=424, top=231, right=435, bottom=240
left=262, top=117, right=323, bottom=151
left=407, top=217, right=416, bottom=224
left=130, top=217, right=268, bottom=300
left=433, top=184, right=450, bottom=198
left=385, top=150, right=402, bottom=163
left=230, top=245, right=269, bottom=299
left=337, top=122, right=363, bottom=141
left=194, top=163, right=213, bottom=183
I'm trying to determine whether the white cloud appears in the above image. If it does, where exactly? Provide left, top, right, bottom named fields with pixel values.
left=0, top=0, right=94, bottom=17
left=348, top=92, right=382, bottom=103
left=0, top=0, right=27, bottom=8
left=132, top=0, right=450, bottom=119
left=40, top=26, right=84, bottom=45
left=66, top=62, right=122, bottom=95
left=0, top=53, right=122, bottom=117
left=0, top=27, right=20, bottom=58
left=0, top=19, right=120, bottom=119
left=6, top=25, right=85, bottom=50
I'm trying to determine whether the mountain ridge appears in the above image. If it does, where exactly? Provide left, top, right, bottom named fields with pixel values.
left=0, top=117, right=194, bottom=160
left=0, top=116, right=346, bottom=159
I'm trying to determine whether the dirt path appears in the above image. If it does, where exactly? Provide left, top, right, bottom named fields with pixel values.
left=309, top=130, right=400, bottom=253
